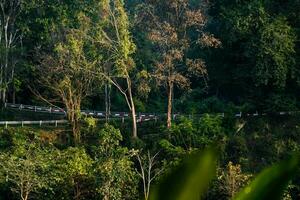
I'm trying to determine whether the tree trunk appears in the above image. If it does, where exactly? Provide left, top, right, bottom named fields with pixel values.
left=105, top=83, right=108, bottom=122
left=21, top=191, right=29, bottom=200
left=0, top=69, right=3, bottom=105
left=105, top=82, right=111, bottom=123
left=74, top=180, right=81, bottom=200
left=2, top=49, right=8, bottom=104
left=167, top=82, right=173, bottom=129
left=108, top=84, right=111, bottom=120
left=12, top=89, right=16, bottom=104
left=72, top=119, right=81, bottom=145
left=127, top=78, right=137, bottom=138
left=2, top=89, right=6, bottom=104
left=66, top=102, right=81, bottom=145
left=131, top=101, right=137, bottom=138
left=3, top=21, right=9, bottom=105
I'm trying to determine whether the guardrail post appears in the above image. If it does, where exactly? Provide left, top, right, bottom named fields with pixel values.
left=5, top=121, right=8, bottom=128
left=22, top=121, right=24, bottom=127
left=55, top=120, right=58, bottom=127
left=39, top=121, right=42, bottom=127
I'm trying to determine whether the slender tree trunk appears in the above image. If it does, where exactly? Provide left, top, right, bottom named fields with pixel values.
left=167, top=82, right=173, bottom=129
left=105, top=82, right=111, bottom=123
left=0, top=64, right=3, bottom=104
left=131, top=100, right=137, bottom=138
left=11, top=62, right=16, bottom=104
left=66, top=101, right=81, bottom=145
left=105, top=83, right=108, bottom=122
left=2, top=88, right=6, bottom=104
left=12, top=87, right=16, bottom=104
left=127, top=78, right=137, bottom=138
left=3, top=18, right=9, bottom=105
left=108, top=84, right=111, bottom=119
left=3, top=47, right=8, bottom=104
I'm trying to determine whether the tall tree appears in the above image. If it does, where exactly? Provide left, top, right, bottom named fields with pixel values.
left=0, top=0, right=22, bottom=104
left=95, top=0, right=139, bottom=138
left=136, top=0, right=220, bottom=128
left=39, top=14, right=97, bottom=144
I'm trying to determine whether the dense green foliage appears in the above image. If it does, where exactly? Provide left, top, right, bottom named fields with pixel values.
left=1, top=115, right=300, bottom=199
left=0, top=0, right=300, bottom=199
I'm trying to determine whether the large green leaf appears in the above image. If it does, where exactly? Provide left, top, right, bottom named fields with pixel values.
left=150, top=148, right=217, bottom=200
left=234, top=154, right=300, bottom=200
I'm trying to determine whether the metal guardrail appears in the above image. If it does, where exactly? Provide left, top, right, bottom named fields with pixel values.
left=4, top=103, right=159, bottom=119
left=1, top=103, right=161, bottom=127
left=0, top=120, right=68, bottom=128
left=0, top=117, right=157, bottom=128
left=4, top=103, right=300, bottom=120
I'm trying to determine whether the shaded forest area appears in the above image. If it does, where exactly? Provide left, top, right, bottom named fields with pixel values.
left=0, top=0, right=300, bottom=199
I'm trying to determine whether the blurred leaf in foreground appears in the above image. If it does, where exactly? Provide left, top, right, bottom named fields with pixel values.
left=150, top=148, right=217, bottom=200
left=234, top=154, right=300, bottom=200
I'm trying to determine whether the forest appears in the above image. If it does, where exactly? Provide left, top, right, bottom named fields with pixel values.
left=0, top=0, right=300, bottom=199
